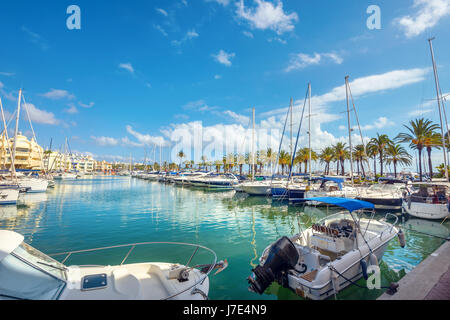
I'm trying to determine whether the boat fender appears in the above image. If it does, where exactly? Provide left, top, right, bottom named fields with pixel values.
left=331, top=269, right=340, bottom=293
left=360, top=260, right=368, bottom=280
left=397, top=229, right=406, bottom=248
left=369, top=253, right=378, bottom=267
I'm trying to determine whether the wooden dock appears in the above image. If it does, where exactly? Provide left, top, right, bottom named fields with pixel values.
left=378, top=240, right=450, bottom=300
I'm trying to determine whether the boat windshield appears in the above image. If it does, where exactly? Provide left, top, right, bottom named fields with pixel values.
left=12, top=242, right=67, bottom=280
left=0, top=243, right=66, bottom=300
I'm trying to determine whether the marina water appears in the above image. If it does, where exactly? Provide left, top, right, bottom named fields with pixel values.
left=0, top=176, right=448, bottom=300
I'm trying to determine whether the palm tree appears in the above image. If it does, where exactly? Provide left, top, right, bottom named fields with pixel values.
left=237, top=153, right=245, bottom=176
left=214, top=160, right=222, bottom=173
left=177, top=150, right=185, bottom=169
left=201, top=155, right=207, bottom=170
left=319, top=147, right=335, bottom=175
left=278, top=150, right=290, bottom=175
left=366, top=142, right=378, bottom=177
left=295, top=148, right=317, bottom=174
left=353, top=144, right=368, bottom=178
left=396, top=118, right=440, bottom=182
left=386, top=144, right=412, bottom=178
left=369, top=134, right=393, bottom=177
left=333, top=142, right=347, bottom=176
left=424, top=132, right=442, bottom=180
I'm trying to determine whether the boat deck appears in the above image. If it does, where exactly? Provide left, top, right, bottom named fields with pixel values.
left=378, top=240, right=450, bottom=300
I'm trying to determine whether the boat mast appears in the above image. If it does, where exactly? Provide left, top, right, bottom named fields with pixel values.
left=308, top=83, right=312, bottom=180
left=0, top=97, right=17, bottom=181
left=251, top=107, right=255, bottom=181
left=428, top=37, right=448, bottom=181
left=345, top=76, right=354, bottom=186
left=11, top=89, right=22, bottom=177
left=289, top=98, right=293, bottom=164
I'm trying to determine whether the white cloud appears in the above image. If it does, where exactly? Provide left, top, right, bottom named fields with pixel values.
left=183, top=100, right=217, bottom=112
left=79, top=101, right=95, bottom=109
left=126, top=125, right=169, bottom=146
left=206, top=0, right=230, bottom=6
left=212, top=50, right=235, bottom=66
left=242, top=30, right=254, bottom=38
left=395, top=0, right=450, bottom=38
left=171, top=30, right=199, bottom=46
left=91, top=136, right=119, bottom=146
left=41, top=89, right=75, bottom=100
left=236, top=0, right=298, bottom=35
left=285, top=52, right=343, bottom=72
left=214, top=74, right=222, bottom=79
left=64, top=103, right=79, bottom=114
left=119, top=63, right=134, bottom=74
left=154, top=24, right=168, bottom=37
left=408, top=108, right=434, bottom=117
left=223, top=110, right=250, bottom=125
left=22, top=103, right=59, bottom=125
left=156, top=8, right=168, bottom=16
left=358, top=117, right=395, bottom=131
left=0, top=72, right=15, bottom=76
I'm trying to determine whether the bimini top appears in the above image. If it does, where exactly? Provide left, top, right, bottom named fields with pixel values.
left=302, top=197, right=374, bottom=212
left=0, top=230, right=24, bottom=262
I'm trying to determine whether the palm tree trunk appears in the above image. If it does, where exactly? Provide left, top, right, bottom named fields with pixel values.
left=394, top=161, right=397, bottom=178
left=418, top=148, right=423, bottom=182
left=373, top=156, right=377, bottom=176
left=379, top=151, right=384, bottom=177
left=427, top=147, right=433, bottom=180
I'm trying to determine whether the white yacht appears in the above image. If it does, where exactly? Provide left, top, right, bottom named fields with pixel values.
left=304, top=177, right=359, bottom=204
left=0, top=230, right=227, bottom=300
left=402, top=182, right=450, bottom=220
left=241, top=180, right=272, bottom=196
left=18, top=177, right=48, bottom=193
left=53, top=172, right=78, bottom=180
left=0, top=186, right=20, bottom=205
left=357, top=181, right=406, bottom=210
left=248, top=197, right=403, bottom=300
left=190, top=173, right=238, bottom=189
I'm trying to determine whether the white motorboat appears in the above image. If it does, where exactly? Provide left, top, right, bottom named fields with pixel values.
left=402, top=182, right=450, bottom=220
left=304, top=177, right=359, bottom=204
left=18, top=178, right=48, bottom=193
left=0, top=230, right=227, bottom=300
left=248, top=197, right=403, bottom=300
left=357, top=181, right=405, bottom=210
left=0, top=186, right=20, bottom=205
left=241, top=180, right=272, bottom=196
left=190, top=173, right=238, bottom=189
left=53, top=172, right=77, bottom=180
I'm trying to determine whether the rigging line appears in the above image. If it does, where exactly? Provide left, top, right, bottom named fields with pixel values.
left=271, top=100, right=290, bottom=183
left=288, top=84, right=309, bottom=184
left=347, top=79, right=372, bottom=174
left=21, top=94, right=48, bottom=176
left=0, top=98, right=18, bottom=182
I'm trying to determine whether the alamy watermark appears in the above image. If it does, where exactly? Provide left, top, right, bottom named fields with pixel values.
left=367, top=5, right=381, bottom=30
left=66, top=5, right=81, bottom=30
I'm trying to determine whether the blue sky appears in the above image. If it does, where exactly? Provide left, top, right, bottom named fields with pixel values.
left=0, top=0, right=450, bottom=169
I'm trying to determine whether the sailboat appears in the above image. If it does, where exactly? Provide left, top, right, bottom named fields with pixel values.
left=4, top=90, right=48, bottom=193
left=241, top=108, right=272, bottom=196
left=0, top=96, right=20, bottom=204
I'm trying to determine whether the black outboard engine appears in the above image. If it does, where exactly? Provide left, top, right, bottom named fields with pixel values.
left=248, top=236, right=299, bottom=294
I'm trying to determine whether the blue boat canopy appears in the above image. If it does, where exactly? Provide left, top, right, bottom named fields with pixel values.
left=302, top=197, right=374, bottom=212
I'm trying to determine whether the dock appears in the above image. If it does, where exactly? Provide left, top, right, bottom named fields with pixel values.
left=378, top=240, right=450, bottom=300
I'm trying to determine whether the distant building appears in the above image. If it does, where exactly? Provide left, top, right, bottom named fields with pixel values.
left=94, top=160, right=112, bottom=173
left=0, top=133, right=44, bottom=170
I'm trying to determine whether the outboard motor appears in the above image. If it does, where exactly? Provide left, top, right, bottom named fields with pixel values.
left=248, top=236, right=299, bottom=294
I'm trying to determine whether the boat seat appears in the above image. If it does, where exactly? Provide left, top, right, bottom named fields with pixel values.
left=112, top=268, right=141, bottom=299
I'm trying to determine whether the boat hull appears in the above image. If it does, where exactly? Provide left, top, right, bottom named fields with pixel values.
left=402, top=199, right=450, bottom=220
left=357, top=197, right=402, bottom=210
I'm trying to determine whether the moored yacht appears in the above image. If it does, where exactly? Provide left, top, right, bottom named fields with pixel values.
left=357, top=180, right=406, bottom=210
left=0, top=230, right=227, bottom=300
left=304, top=177, right=359, bottom=204
left=402, top=182, right=450, bottom=220
left=241, top=180, right=272, bottom=196
left=248, top=197, right=403, bottom=300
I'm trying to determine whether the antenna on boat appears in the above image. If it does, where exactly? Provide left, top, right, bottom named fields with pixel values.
left=251, top=107, right=255, bottom=181
left=308, top=83, right=312, bottom=181
left=11, top=88, right=22, bottom=178
left=428, top=37, right=449, bottom=181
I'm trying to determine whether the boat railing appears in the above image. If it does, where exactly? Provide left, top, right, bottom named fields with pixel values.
left=49, top=241, right=218, bottom=300
left=409, top=194, right=448, bottom=204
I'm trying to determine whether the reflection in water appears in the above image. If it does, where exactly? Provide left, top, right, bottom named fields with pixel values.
left=0, top=177, right=448, bottom=300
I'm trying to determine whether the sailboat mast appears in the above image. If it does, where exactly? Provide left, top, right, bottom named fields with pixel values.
left=0, top=97, right=17, bottom=181
left=12, top=89, right=22, bottom=176
left=290, top=98, right=293, bottom=161
left=308, top=83, right=312, bottom=180
left=252, top=107, right=255, bottom=181
left=428, top=37, right=449, bottom=181
left=345, top=76, right=354, bottom=186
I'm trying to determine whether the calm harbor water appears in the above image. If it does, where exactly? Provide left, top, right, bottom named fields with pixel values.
left=0, top=176, right=448, bottom=300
